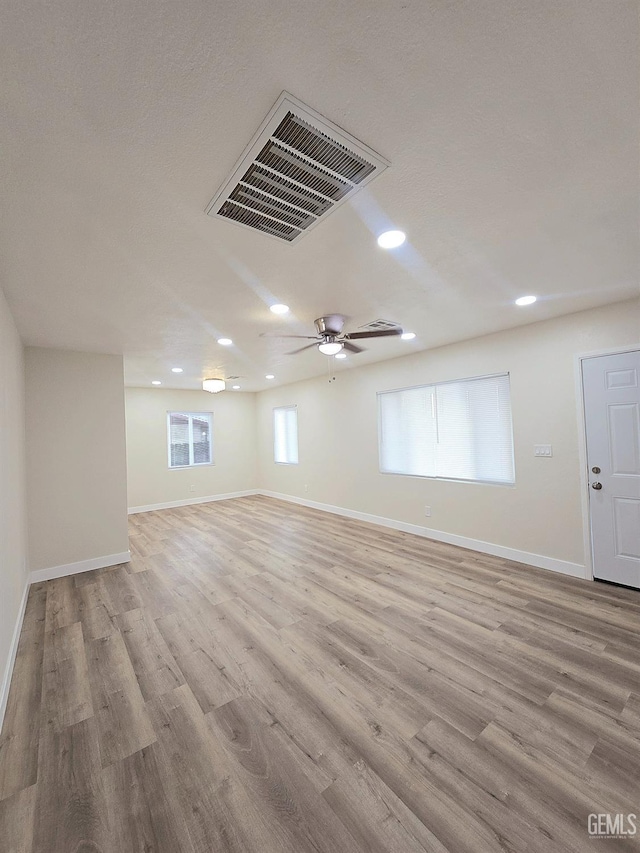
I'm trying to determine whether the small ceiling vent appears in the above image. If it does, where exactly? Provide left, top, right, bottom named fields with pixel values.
left=207, top=93, right=389, bottom=244
left=359, top=318, right=401, bottom=331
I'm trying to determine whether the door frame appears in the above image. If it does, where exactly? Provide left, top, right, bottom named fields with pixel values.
left=575, top=344, right=640, bottom=583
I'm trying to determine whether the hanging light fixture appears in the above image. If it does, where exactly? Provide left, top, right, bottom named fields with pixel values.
left=202, top=378, right=226, bottom=393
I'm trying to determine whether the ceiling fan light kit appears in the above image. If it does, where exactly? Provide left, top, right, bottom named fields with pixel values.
left=318, top=340, right=343, bottom=356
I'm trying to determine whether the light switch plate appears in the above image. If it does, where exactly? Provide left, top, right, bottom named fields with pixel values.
left=534, top=444, right=553, bottom=457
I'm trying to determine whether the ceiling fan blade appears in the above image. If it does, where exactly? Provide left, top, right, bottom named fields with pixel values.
left=286, top=342, right=319, bottom=355
left=342, top=341, right=365, bottom=354
left=259, top=333, right=319, bottom=340
left=344, top=328, right=403, bottom=340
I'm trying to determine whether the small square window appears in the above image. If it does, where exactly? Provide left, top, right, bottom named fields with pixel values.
left=167, top=412, right=213, bottom=468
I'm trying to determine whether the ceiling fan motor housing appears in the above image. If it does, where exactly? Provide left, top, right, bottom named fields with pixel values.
left=315, top=315, right=345, bottom=336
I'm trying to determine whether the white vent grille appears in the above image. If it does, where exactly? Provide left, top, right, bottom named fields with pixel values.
left=207, top=93, right=389, bottom=243
left=359, top=318, right=401, bottom=331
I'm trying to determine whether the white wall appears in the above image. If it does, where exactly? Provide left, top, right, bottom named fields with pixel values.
left=257, top=299, right=640, bottom=571
left=0, top=288, right=28, bottom=724
left=125, top=387, right=258, bottom=510
left=25, top=348, right=129, bottom=573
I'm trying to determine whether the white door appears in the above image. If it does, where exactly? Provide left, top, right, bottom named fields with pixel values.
left=582, top=350, right=640, bottom=589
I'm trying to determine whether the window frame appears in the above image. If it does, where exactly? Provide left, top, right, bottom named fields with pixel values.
left=273, top=404, right=299, bottom=465
left=377, top=372, right=515, bottom=486
left=167, top=411, right=214, bottom=469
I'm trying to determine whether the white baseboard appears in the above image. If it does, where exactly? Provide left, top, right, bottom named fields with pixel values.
left=258, top=490, right=587, bottom=579
left=128, top=489, right=259, bottom=515
left=1, top=550, right=130, bottom=731
left=29, top=550, right=132, bottom=584
left=0, top=578, right=30, bottom=734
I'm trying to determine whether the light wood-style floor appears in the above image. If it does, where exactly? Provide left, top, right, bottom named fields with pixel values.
left=1, top=495, right=639, bottom=852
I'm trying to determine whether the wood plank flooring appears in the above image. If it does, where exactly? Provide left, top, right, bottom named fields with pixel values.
left=1, top=495, right=640, bottom=852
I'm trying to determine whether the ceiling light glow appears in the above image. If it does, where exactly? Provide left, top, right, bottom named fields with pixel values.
left=151, top=380, right=162, bottom=385
left=318, top=341, right=344, bottom=356
left=202, top=378, right=226, bottom=393
left=171, top=367, right=183, bottom=373
left=270, top=304, right=289, bottom=315
left=377, top=230, right=406, bottom=249
left=401, top=332, right=416, bottom=340
left=265, top=374, right=275, bottom=380
left=334, top=352, right=347, bottom=360
left=232, top=385, right=240, bottom=390
left=515, top=295, right=537, bottom=306
left=217, top=338, right=233, bottom=346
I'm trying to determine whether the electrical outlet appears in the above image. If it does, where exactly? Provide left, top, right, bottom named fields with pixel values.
left=189, top=484, right=196, bottom=492
left=424, top=506, right=431, bottom=517
left=304, top=484, right=309, bottom=493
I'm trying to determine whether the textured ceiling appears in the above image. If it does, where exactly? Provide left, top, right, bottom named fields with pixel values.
left=1, top=0, right=638, bottom=391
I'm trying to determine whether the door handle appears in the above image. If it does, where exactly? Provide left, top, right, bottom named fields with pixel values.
left=591, top=482, right=602, bottom=490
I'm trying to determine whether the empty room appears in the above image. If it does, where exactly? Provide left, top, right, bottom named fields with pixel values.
left=1, top=1, right=639, bottom=851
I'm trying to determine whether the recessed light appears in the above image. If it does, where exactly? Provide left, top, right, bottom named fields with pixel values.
left=335, top=352, right=347, bottom=360
left=265, top=374, right=275, bottom=380
left=270, top=304, right=289, bottom=315
left=515, top=295, right=537, bottom=306
left=171, top=367, right=183, bottom=373
left=401, top=332, right=416, bottom=341
left=217, top=338, right=233, bottom=346
left=377, top=230, right=406, bottom=249
left=151, top=380, right=162, bottom=385
left=232, top=385, right=240, bottom=390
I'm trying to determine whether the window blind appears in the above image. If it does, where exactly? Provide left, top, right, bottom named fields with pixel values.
left=274, top=405, right=299, bottom=464
left=378, top=373, right=515, bottom=484
left=168, top=412, right=212, bottom=468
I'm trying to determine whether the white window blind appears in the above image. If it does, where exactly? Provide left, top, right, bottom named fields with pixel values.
left=167, top=412, right=213, bottom=468
left=378, top=373, right=515, bottom=484
left=274, top=405, right=299, bottom=464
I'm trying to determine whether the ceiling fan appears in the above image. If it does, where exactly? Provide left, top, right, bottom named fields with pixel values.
left=261, top=315, right=403, bottom=356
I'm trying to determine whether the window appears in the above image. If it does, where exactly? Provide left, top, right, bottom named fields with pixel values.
left=167, top=412, right=213, bottom=468
left=378, top=373, right=515, bottom=484
left=274, top=405, right=299, bottom=464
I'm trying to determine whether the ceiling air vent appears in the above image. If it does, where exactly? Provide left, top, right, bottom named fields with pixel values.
left=206, top=92, right=389, bottom=244
left=359, top=318, right=401, bottom=331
